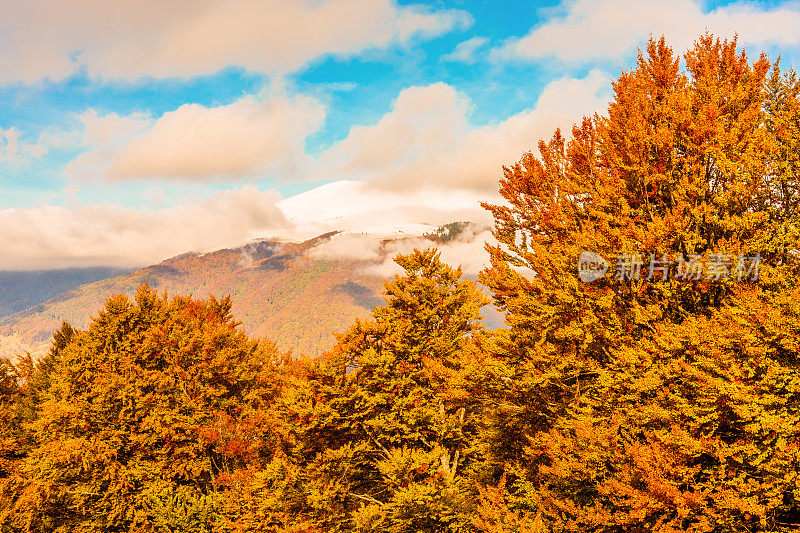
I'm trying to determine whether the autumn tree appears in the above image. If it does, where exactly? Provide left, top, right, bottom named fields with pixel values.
left=0, top=286, right=286, bottom=532
left=0, top=358, right=24, bottom=482
left=282, top=248, right=500, bottom=532
left=479, top=35, right=800, bottom=531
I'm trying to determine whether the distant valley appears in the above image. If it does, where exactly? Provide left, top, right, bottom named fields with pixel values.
left=0, top=267, right=131, bottom=317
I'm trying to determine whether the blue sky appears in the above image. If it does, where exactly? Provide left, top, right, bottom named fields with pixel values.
left=0, top=1, right=558, bottom=209
left=0, top=0, right=799, bottom=269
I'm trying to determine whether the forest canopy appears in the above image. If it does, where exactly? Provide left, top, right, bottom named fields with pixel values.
left=1, top=34, right=800, bottom=532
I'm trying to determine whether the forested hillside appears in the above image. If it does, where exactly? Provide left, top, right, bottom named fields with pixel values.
left=1, top=35, right=799, bottom=532
left=0, top=235, right=397, bottom=358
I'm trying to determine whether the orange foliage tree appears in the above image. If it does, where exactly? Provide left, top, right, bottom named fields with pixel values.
left=280, top=248, right=498, bottom=532
left=0, top=287, right=287, bottom=532
left=479, top=35, right=800, bottom=531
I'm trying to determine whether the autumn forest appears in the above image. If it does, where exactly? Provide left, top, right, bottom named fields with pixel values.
left=2, top=35, right=800, bottom=532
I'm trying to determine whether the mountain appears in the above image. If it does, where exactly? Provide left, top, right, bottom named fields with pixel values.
left=0, top=267, right=131, bottom=318
left=0, top=224, right=501, bottom=360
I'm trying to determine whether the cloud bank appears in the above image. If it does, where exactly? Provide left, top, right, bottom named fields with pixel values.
left=277, top=180, right=493, bottom=240
left=307, top=225, right=495, bottom=277
left=67, top=93, right=325, bottom=182
left=318, top=71, right=611, bottom=191
left=0, top=178, right=499, bottom=270
left=0, top=0, right=471, bottom=82
left=0, top=186, right=288, bottom=270
left=496, top=0, right=800, bottom=63
left=65, top=70, right=610, bottom=190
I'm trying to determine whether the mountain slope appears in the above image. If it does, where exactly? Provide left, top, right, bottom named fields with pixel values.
left=0, top=233, right=391, bottom=358
left=0, top=226, right=502, bottom=359
left=0, top=267, right=130, bottom=318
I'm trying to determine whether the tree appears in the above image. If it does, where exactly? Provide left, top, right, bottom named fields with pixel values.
left=1, top=286, right=285, bottom=532
left=0, top=357, right=24, bottom=482
left=479, top=35, right=800, bottom=531
left=282, top=248, right=499, bottom=532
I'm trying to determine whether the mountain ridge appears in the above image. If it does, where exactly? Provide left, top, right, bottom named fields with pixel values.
left=0, top=224, right=499, bottom=360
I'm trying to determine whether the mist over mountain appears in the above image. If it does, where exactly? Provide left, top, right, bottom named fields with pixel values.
left=0, top=223, right=500, bottom=359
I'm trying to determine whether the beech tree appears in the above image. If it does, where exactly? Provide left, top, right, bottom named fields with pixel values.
left=479, top=35, right=800, bottom=531
left=0, top=358, right=24, bottom=482
left=1, top=287, right=285, bottom=532
left=282, top=248, right=498, bottom=532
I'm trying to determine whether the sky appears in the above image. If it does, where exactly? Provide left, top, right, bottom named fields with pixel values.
left=1, top=0, right=800, bottom=270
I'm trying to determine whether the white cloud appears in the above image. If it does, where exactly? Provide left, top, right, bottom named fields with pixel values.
left=62, top=70, right=608, bottom=189
left=0, top=129, right=20, bottom=161
left=0, top=0, right=471, bottom=82
left=0, top=185, right=288, bottom=270
left=307, top=226, right=495, bottom=277
left=277, top=180, right=492, bottom=241
left=318, top=83, right=471, bottom=178
left=79, top=110, right=151, bottom=146
left=364, top=228, right=495, bottom=278
left=66, top=92, right=325, bottom=182
left=496, top=0, right=800, bottom=63
left=317, top=70, right=611, bottom=192
left=442, top=36, right=489, bottom=63
left=0, top=127, right=56, bottom=164
left=64, top=110, right=151, bottom=181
